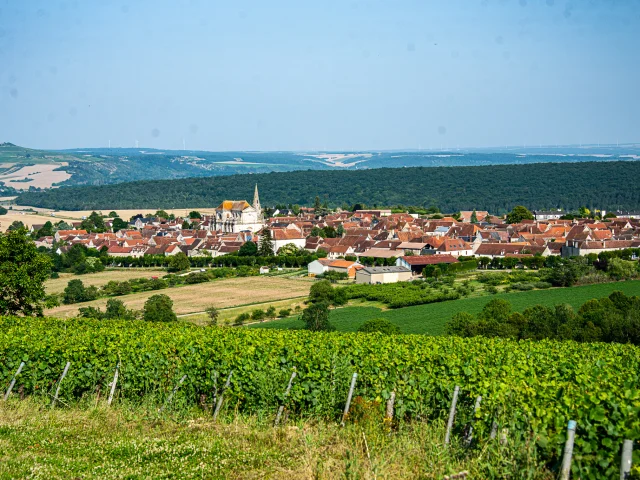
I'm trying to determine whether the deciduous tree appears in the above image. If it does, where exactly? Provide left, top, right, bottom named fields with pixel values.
left=0, top=228, right=52, bottom=316
left=506, top=206, right=534, bottom=224
left=143, top=294, right=176, bottom=322
left=301, top=302, right=333, bottom=331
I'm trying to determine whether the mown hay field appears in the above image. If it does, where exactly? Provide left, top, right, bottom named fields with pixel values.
left=46, top=276, right=312, bottom=317
left=45, top=269, right=168, bottom=295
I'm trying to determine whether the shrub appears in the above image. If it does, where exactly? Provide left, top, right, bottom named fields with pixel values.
left=78, top=306, right=104, bottom=319
left=63, top=279, right=98, bottom=304
left=104, top=298, right=136, bottom=320
left=301, top=302, right=334, bottom=331
left=509, top=282, right=535, bottom=291
left=63, top=279, right=86, bottom=304
left=357, top=318, right=401, bottom=335
left=149, top=278, right=168, bottom=290
left=234, top=312, right=250, bottom=325
left=320, top=271, right=348, bottom=283
left=205, top=306, right=219, bottom=326
left=184, top=272, right=209, bottom=284
left=309, top=280, right=334, bottom=303
left=278, top=308, right=292, bottom=318
left=251, top=309, right=266, bottom=322
left=143, top=294, right=177, bottom=322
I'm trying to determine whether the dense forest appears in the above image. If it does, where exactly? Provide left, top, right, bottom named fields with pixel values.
left=16, top=160, right=640, bottom=213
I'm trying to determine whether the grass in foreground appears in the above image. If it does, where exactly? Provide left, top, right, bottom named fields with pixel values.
left=0, top=398, right=552, bottom=479
left=253, top=280, right=640, bottom=334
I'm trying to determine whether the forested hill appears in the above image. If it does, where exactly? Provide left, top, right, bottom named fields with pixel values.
left=15, top=161, right=640, bottom=213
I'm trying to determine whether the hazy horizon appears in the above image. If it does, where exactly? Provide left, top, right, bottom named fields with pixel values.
left=1, top=0, right=639, bottom=151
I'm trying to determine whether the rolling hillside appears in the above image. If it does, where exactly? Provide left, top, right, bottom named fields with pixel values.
left=2, top=141, right=640, bottom=191
left=15, top=160, right=640, bottom=213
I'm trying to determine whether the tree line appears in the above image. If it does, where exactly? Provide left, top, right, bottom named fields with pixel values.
left=16, top=161, right=640, bottom=213
left=445, top=291, right=640, bottom=345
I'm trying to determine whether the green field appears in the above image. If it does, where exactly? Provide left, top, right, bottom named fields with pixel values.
left=252, top=280, right=640, bottom=335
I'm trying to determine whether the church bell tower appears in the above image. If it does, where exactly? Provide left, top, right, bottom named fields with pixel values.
left=253, top=184, right=263, bottom=221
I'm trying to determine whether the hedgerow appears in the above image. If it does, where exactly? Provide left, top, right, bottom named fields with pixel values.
left=0, top=317, right=638, bottom=477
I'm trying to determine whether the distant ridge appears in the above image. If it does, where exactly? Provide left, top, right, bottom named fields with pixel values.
left=3, top=141, right=640, bottom=191
left=15, top=160, right=640, bottom=214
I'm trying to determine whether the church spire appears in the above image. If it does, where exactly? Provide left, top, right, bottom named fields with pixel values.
left=253, top=184, right=262, bottom=219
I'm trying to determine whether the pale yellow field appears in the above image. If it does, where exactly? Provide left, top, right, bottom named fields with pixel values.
left=45, top=269, right=168, bottom=294
left=46, top=276, right=312, bottom=318
left=0, top=164, right=71, bottom=190
left=0, top=212, right=57, bottom=231
left=44, top=207, right=220, bottom=220
left=0, top=206, right=221, bottom=231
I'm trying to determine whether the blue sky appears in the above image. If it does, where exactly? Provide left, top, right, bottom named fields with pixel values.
left=1, top=0, right=639, bottom=151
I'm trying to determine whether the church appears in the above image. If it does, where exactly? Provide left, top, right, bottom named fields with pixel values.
left=207, top=184, right=265, bottom=233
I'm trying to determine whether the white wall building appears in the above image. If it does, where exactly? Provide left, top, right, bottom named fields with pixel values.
left=206, top=184, right=265, bottom=233
left=355, top=266, right=412, bottom=284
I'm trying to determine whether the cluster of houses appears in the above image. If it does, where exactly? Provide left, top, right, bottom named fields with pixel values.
left=31, top=187, right=640, bottom=284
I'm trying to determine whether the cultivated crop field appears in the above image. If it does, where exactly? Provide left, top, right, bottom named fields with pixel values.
left=45, top=276, right=311, bottom=317
left=45, top=269, right=168, bottom=295
left=255, top=280, right=640, bottom=334
left=1, top=317, right=638, bottom=477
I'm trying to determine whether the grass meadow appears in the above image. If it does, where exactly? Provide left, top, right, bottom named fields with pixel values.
left=45, top=269, right=168, bottom=294
left=0, top=398, right=552, bottom=479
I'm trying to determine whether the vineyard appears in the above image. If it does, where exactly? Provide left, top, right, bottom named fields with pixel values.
left=339, top=280, right=462, bottom=308
left=1, top=317, right=639, bottom=478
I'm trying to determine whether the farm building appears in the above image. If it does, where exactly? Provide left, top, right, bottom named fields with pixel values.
left=307, top=259, right=362, bottom=278
left=355, top=266, right=412, bottom=284
left=307, top=258, right=334, bottom=276
left=327, top=259, right=363, bottom=279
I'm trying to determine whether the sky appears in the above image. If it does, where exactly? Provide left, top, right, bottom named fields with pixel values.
left=0, top=0, right=639, bottom=151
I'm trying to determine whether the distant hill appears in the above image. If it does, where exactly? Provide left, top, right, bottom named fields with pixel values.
left=0, top=142, right=74, bottom=165
left=15, top=160, right=640, bottom=213
left=2, top=142, right=640, bottom=190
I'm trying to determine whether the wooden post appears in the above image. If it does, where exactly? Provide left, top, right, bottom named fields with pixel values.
left=212, top=371, right=218, bottom=408
left=107, top=361, right=120, bottom=406
left=51, top=361, right=71, bottom=408
left=465, top=395, right=482, bottom=445
left=341, top=372, right=358, bottom=427
left=560, top=420, right=577, bottom=480
left=444, top=385, right=460, bottom=445
left=160, top=374, right=187, bottom=412
left=275, top=370, right=297, bottom=427
left=385, top=391, right=396, bottom=422
left=213, top=370, right=233, bottom=421
left=3, top=361, right=25, bottom=401
left=621, top=439, right=633, bottom=480
left=490, top=420, right=498, bottom=439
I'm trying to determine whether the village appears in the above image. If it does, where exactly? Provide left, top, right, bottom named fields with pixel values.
left=21, top=184, right=640, bottom=285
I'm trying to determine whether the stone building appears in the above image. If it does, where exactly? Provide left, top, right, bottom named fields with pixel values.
left=207, top=184, right=265, bottom=233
